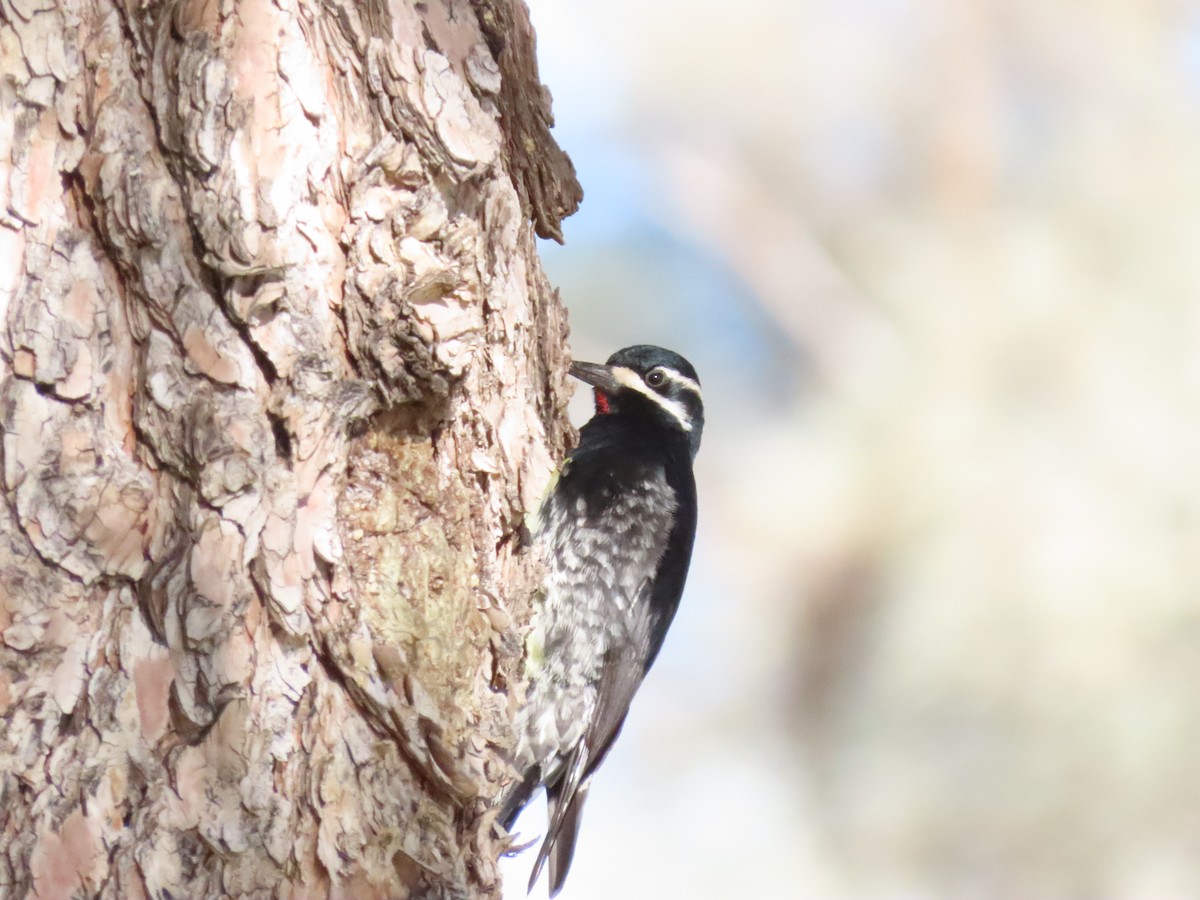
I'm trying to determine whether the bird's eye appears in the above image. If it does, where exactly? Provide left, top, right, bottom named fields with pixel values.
left=646, top=369, right=666, bottom=388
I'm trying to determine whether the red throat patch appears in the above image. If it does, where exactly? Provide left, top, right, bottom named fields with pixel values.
left=593, top=389, right=611, bottom=414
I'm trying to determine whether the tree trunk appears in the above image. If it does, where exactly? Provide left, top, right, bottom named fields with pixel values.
left=0, top=0, right=580, bottom=897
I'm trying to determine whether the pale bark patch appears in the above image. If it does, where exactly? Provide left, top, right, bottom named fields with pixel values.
left=30, top=808, right=103, bottom=900
left=133, top=653, right=173, bottom=744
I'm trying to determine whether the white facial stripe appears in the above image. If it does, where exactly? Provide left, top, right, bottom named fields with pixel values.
left=611, top=366, right=694, bottom=431
left=658, top=368, right=702, bottom=400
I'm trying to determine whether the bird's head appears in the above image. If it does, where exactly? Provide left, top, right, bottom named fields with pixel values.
left=569, top=345, right=704, bottom=458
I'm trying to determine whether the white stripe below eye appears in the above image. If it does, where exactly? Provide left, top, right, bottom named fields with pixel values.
left=658, top=369, right=702, bottom=400
left=611, top=366, right=695, bottom=431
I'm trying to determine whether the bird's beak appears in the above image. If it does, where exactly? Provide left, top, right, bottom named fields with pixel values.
left=568, top=361, right=622, bottom=394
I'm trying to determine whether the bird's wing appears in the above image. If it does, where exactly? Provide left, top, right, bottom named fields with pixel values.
left=580, top=593, right=656, bottom=774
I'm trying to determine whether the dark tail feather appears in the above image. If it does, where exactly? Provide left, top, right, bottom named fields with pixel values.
left=547, top=783, right=588, bottom=897
left=527, top=780, right=561, bottom=893
left=529, top=747, right=589, bottom=894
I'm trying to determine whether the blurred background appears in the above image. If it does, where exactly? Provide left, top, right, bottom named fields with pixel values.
left=501, top=2, right=1200, bottom=897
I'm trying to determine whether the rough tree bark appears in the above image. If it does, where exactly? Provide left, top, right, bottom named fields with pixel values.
left=0, top=0, right=581, bottom=897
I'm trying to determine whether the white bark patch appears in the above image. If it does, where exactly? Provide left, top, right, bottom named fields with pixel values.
left=420, top=49, right=502, bottom=167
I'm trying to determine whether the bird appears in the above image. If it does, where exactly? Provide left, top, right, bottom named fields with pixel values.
left=501, top=344, right=704, bottom=896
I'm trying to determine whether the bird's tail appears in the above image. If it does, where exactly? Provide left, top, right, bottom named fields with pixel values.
left=545, top=781, right=588, bottom=897
left=528, top=745, right=590, bottom=896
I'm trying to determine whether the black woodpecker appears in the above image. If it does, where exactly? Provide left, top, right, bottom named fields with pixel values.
left=501, top=344, right=704, bottom=896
